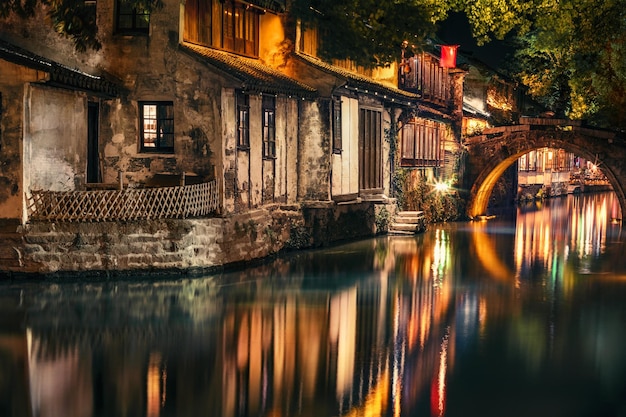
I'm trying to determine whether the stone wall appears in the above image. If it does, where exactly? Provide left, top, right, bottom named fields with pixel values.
left=0, top=200, right=396, bottom=277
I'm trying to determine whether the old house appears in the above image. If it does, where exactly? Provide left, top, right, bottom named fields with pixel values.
left=0, top=0, right=463, bottom=275
left=283, top=25, right=465, bottom=226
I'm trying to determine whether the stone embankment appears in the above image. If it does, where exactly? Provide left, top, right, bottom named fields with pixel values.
left=0, top=201, right=395, bottom=278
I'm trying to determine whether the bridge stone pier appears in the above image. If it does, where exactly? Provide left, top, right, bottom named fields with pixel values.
left=464, top=118, right=626, bottom=219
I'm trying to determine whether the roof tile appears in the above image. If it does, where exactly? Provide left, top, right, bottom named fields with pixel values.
left=294, top=52, right=420, bottom=105
left=0, top=37, right=121, bottom=97
left=182, top=43, right=317, bottom=99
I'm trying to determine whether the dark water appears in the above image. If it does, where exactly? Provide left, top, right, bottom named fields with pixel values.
left=1, top=192, right=626, bottom=417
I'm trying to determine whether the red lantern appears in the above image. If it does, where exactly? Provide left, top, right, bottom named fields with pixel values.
left=440, top=45, right=458, bottom=68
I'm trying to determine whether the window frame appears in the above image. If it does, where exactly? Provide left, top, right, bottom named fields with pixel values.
left=139, top=101, right=175, bottom=154
left=262, top=95, right=276, bottom=159
left=332, top=96, right=342, bottom=154
left=184, top=0, right=259, bottom=57
left=399, top=54, right=450, bottom=104
left=116, top=0, right=150, bottom=34
left=236, top=91, right=250, bottom=150
left=400, top=119, right=443, bottom=168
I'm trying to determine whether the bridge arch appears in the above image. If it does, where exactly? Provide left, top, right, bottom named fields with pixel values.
left=464, top=120, right=626, bottom=219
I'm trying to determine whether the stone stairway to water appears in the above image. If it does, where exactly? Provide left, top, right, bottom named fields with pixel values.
left=388, top=211, right=426, bottom=235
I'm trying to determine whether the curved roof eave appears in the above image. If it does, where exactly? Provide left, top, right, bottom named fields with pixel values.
left=182, top=43, right=318, bottom=99
left=293, top=52, right=419, bottom=106
left=0, top=37, right=122, bottom=97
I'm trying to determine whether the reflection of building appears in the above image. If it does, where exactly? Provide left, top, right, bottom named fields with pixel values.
left=517, top=148, right=576, bottom=198
left=518, top=149, right=611, bottom=199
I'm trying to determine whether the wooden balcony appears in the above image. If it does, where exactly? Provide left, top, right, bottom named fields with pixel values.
left=27, top=180, right=220, bottom=222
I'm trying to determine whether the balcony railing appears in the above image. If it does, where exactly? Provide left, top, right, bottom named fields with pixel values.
left=27, top=180, right=220, bottom=222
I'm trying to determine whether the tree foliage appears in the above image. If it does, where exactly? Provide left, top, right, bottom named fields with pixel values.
left=291, top=0, right=447, bottom=67
left=0, top=0, right=163, bottom=52
left=454, top=0, right=626, bottom=128
left=294, top=0, right=626, bottom=128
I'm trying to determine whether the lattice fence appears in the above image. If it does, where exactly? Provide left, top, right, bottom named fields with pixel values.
left=28, top=181, right=220, bottom=222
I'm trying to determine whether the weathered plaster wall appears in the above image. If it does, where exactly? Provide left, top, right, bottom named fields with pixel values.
left=248, top=95, right=263, bottom=207
left=285, top=99, right=299, bottom=203
left=96, top=0, right=224, bottom=187
left=223, top=89, right=238, bottom=213
left=24, top=85, right=88, bottom=192
left=298, top=100, right=330, bottom=201
left=442, top=123, right=462, bottom=182
left=0, top=9, right=92, bottom=72
left=381, top=106, right=393, bottom=197
left=0, top=61, right=31, bottom=220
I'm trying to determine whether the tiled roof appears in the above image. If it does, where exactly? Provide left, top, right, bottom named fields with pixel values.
left=294, top=52, right=420, bottom=106
left=182, top=43, right=317, bottom=99
left=0, top=38, right=121, bottom=97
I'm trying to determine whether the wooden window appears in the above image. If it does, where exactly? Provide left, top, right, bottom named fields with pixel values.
left=116, top=0, right=150, bottom=34
left=332, top=97, right=342, bottom=153
left=184, top=0, right=211, bottom=45
left=399, top=54, right=450, bottom=104
left=140, top=102, right=174, bottom=153
left=262, top=96, right=276, bottom=158
left=359, top=107, right=382, bottom=190
left=299, top=25, right=319, bottom=56
left=400, top=119, right=443, bottom=167
left=236, top=91, right=250, bottom=149
left=184, top=0, right=259, bottom=57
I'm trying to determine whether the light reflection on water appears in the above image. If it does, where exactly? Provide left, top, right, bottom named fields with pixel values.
left=1, top=193, right=626, bottom=417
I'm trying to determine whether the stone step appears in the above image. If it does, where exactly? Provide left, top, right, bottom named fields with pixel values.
left=388, top=229, right=417, bottom=236
left=395, top=210, right=425, bottom=218
left=389, top=222, right=422, bottom=232
left=394, top=216, right=423, bottom=224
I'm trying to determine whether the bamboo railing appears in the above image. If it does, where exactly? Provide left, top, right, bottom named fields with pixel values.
left=28, top=180, right=220, bottom=222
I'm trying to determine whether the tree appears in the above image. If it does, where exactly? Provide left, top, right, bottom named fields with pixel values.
left=453, top=0, right=626, bottom=128
left=0, top=0, right=163, bottom=52
left=294, top=0, right=626, bottom=128
left=290, top=0, right=448, bottom=67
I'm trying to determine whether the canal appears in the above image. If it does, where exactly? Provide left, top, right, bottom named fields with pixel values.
left=1, top=192, right=625, bottom=417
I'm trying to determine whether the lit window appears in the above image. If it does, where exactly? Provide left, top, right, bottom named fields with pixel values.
left=140, top=102, right=174, bottom=153
left=184, top=0, right=259, bottom=57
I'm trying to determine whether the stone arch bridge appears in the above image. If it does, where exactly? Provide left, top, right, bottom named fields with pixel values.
left=464, top=118, right=626, bottom=219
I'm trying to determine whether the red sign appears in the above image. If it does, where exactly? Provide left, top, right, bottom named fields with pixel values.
left=440, top=45, right=458, bottom=68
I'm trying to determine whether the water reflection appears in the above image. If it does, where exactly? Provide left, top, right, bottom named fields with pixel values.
left=1, top=193, right=625, bottom=417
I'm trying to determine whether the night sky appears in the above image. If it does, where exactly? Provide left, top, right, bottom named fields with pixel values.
left=437, top=12, right=515, bottom=72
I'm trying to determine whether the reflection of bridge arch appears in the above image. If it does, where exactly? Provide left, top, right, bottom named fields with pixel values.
left=465, top=119, right=626, bottom=218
